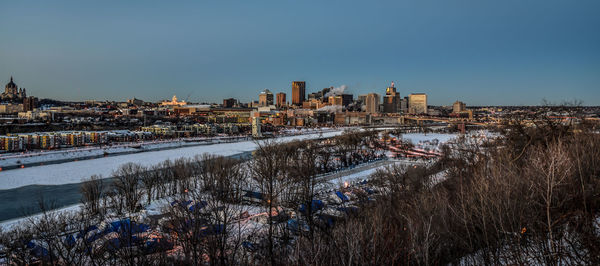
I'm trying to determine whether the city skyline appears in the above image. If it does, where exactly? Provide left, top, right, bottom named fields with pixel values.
left=1, top=1, right=599, bottom=105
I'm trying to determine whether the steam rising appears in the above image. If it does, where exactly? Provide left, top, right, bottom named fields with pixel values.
left=324, top=85, right=348, bottom=97
left=317, top=105, right=343, bottom=113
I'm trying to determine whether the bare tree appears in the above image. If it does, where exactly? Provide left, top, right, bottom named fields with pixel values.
left=251, top=140, right=292, bottom=265
left=112, top=162, right=145, bottom=213
left=81, top=174, right=104, bottom=216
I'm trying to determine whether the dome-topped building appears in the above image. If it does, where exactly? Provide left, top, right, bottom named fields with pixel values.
left=2, top=76, right=27, bottom=101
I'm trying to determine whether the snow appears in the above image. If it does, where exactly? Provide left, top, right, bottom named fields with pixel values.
left=0, top=139, right=215, bottom=168
left=400, top=133, right=456, bottom=145
left=320, top=159, right=428, bottom=190
left=0, top=131, right=344, bottom=190
left=0, top=203, right=82, bottom=230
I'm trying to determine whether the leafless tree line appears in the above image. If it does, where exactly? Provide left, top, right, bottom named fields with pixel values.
left=0, top=130, right=384, bottom=265
left=288, top=119, right=600, bottom=265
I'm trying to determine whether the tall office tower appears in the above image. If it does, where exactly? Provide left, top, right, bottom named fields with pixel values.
left=276, top=92, right=286, bottom=107
left=383, top=81, right=400, bottom=113
left=452, top=101, right=466, bottom=113
left=409, top=93, right=428, bottom=114
left=358, top=94, right=367, bottom=104
left=328, top=96, right=343, bottom=106
left=291, top=81, right=306, bottom=106
left=258, top=89, right=274, bottom=106
left=365, top=93, right=380, bottom=114
left=341, top=94, right=353, bottom=107
left=400, top=97, right=409, bottom=113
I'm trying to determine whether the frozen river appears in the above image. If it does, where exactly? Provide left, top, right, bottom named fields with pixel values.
left=0, top=131, right=344, bottom=222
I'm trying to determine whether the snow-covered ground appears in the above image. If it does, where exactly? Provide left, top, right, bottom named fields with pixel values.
left=400, top=133, right=456, bottom=145
left=0, top=157, right=411, bottom=230
left=0, top=137, right=234, bottom=168
left=0, top=131, right=344, bottom=190
left=319, top=158, right=431, bottom=191
left=0, top=128, right=342, bottom=169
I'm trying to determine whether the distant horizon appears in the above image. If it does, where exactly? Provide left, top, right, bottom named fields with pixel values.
left=2, top=1, right=599, bottom=105
left=2, top=75, right=595, bottom=107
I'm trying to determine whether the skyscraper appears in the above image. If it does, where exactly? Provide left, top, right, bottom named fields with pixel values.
left=452, top=101, right=466, bottom=113
left=276, top=92, right=286, bottom=107
left=400, top=97, right=409, bottom=113
left=383, top=81, right=400, bottom=113
left=258, top=89, right=274, bottom=106
left=409, top=93, right=428, bottom=114
left=291, top=81, right=306, bottom=106
left=365, top=93, right=380, bottom=113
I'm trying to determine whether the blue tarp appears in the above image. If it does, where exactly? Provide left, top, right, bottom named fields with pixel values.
left=242, top=241, right=257, bottom=251
left=106, top=218, right=150, bottom=235
left=26, top=241, right=49, bottom=259
left=364, top=187, right=375, bottom=194
left=299, top=200, right=324, bottom=214
left=77, top=225, right=98, bottom=239
left=64, top=235, right=76, bottom=247
left=287, top=219, right=299, bottom=232
left=335, top=191, right=349, bottom=202
left=318, top=214, right=336, bottom=227
left=243, top=190, right=263, bottom=200
left=105, top=235, right=141, bottom=251
left=179, top=200, right=193, bottom=208
left=30, top=245, right=49, bottom=259
left=287, top=219, right=310, bottom=234
left=189, top=201, right=208, bottom=211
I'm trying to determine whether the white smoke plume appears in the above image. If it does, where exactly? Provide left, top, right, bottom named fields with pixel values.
left=324, top=85, right=348, bottom=97
left=317, top=105, right=343, bottom=113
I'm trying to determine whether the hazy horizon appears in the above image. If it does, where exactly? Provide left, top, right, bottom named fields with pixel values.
left=1, top=1, right=599, bottom=106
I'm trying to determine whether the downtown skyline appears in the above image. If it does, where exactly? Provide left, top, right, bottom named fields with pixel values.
left=1, top=0, right=599, bottom=106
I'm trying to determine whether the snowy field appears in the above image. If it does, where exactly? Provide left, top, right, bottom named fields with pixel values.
left=400, top=133, right=456, bottom=145
left=0, top=131, right=344, bottom=190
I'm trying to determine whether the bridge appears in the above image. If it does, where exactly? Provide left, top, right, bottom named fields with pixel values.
left=399, top=115, right=487, bottom=126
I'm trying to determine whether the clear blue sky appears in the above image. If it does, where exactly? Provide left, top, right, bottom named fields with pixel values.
left=1, top=0, right=599, bottom=105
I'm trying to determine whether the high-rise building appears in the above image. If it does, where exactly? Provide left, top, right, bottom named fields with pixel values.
left=453, top=101, right=466, bottom=113
left=291, top=81, right=306, bottom=106
left=23, top=96, right=37, bottom=111
left=308, top=87, right=332, bottom=102
left=365, top=93, right=380, bottom=114
left=358, top=95, right=367, bottom=104
left=409, top=93, right=428, bottom=114
left=341, top=94, right=353, bottom=107
left=276, top=92, right=286, bottom=108
left=258, top=89, right=274, bottom=106
left=223, top=98, right=237, bottom=108
left=328, top=96, right=343, bottom=106
left=400, top=97, right=409, bottom=113
left=383, top=82, right=400, bottom=113
left=327, top=94, right=353, bottom=107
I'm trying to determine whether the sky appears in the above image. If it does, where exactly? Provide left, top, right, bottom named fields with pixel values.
left=1, top=0, right=599, bottom=106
